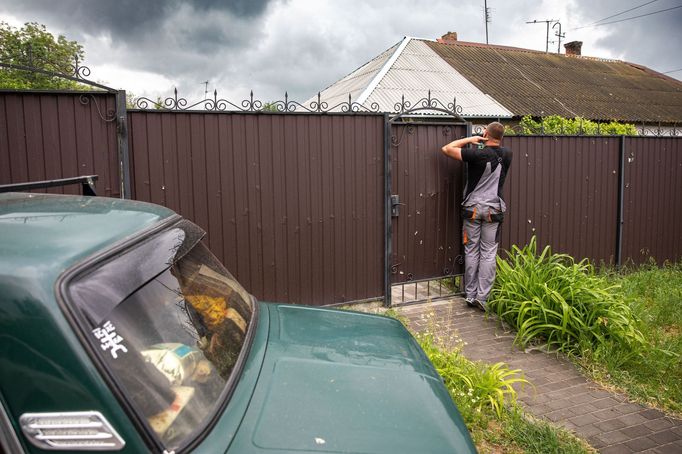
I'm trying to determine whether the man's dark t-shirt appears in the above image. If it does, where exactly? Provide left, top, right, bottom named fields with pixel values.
left=461, top=145, right=513, bottom=214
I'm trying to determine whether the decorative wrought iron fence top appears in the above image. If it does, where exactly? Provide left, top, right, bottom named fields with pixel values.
left=132, top=88, right=466, bottom=119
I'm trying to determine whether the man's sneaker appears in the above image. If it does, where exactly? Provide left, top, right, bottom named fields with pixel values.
left=474, top=299, right=487, bottom=312
left=465, top=297, right=476, bottom=307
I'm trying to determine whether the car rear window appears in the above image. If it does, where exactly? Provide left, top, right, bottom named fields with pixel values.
left=65, top=222, right=254, bottom=451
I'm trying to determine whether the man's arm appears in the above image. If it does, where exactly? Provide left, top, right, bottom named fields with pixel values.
left=441, top=136, right=486, bottom=161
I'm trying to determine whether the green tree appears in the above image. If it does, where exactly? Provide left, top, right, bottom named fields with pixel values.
left=0, top=22, right=86, bottom=89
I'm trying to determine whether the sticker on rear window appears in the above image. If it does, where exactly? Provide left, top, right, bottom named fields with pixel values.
left=92, top=320, right=128, bottom=359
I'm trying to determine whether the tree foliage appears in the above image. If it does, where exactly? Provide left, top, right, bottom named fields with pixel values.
left=505, top=115, right=638, bottom=136
left=0, top=22, right=86, bottom=90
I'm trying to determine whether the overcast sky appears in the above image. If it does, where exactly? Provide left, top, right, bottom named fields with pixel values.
left=1, top=0, right=681, bottom=105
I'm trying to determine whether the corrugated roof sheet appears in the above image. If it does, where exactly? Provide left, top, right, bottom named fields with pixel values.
left=427, top=40, right=682, bottom=123
left=366, top=40, right=512, bottom=117
left=311, top=38, right=513, bottom=118
left=306, top=42, right=400, bottom=109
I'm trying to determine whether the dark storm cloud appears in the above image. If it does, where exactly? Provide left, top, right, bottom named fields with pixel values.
left=1, top=0, right=275, bottom=44
left=570, top=0, right=682, bottom=73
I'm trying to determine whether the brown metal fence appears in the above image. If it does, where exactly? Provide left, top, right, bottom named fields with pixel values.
left=2, top=90, right=682, bottom=306
left=501, top=136, right=621, bottom=264
left=622, top=137, right=682, bottom=264
left=0, top=91, right=120, bottom=197
left=127, top=111, right=385, bottom=305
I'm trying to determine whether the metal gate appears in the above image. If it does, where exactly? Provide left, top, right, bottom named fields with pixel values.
left=383, top=98, right=470, bottom=306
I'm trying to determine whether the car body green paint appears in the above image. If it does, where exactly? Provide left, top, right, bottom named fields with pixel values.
left=0, top=193, right=476, bottom=454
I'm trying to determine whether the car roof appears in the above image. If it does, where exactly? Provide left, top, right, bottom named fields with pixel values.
left=0, top=193, right=176, bottom=285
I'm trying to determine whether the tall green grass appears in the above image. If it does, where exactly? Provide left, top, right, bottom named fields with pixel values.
left=490, top=238, right=681, bottom=415
left=590, top=262, right=682, bottom=414
left=489, top=237, right=645, bottom=355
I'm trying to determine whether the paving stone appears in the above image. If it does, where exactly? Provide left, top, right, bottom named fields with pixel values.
left=569, top=413, right=601, bottom=427
left=614, top=403, right=647, bottom=416
left=619, top=423, right=654, bottom=438
left=625, top=436, right=658, bottom=451
left=597, top=429, right=632, bottom=445
left=592, top=407, right=623, bottom=421
left=544, top=408, right=575, bottom=422
left=644, top=418, right=676, bottom=432
left=652, top=442, right=682, bottom=454
left=586, top=435, right=608, bottom=449
left=640, top=409, right=666, bottom=420
left=618, top=413, right=650, bottom=427
left=599, top=444, right=634, bottom=454
left=595, top=418, right=628, bottom=432
left=575, top=423, right=601, bottom=437
left=568, top=402, right=600, bottom=416
left=599, top=445, right=635, bottom=454
left=649, top=430, right=681, bottom=444
left=592, top=397, right=623, bottom=410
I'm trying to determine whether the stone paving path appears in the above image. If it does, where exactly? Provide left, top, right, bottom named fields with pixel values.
left=397, top=298, right=682, bottom=454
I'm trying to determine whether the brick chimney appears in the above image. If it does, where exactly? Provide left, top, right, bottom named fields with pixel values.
left=438, top=31, right=458, bottom=44
left=564, top=41, right=583, bottom=56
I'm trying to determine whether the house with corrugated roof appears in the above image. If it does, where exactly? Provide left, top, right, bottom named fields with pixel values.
left=311, top=33, right=682, bottom=132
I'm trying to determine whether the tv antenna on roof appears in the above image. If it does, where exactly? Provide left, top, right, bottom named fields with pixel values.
left=200, top=80, right=209, bottom=99
left=553, top=21, right=565, bottom=53
left=484, top=0, right=492, bottom=44
left=526, top=19, right=557, bottom=53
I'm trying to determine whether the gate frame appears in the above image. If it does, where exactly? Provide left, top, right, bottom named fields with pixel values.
left=384, top=96, right=471, bottom=307
left=0, top=61, right=131, bottom=199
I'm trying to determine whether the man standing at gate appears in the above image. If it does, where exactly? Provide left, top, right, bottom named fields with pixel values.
left=441, top=122, right=512, bottom=311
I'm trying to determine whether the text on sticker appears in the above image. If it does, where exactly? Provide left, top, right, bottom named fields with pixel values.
left=92, top=321, right=128, bottom=359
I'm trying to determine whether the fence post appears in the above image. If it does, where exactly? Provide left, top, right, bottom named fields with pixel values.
left=383, top=113, right=393, bottom=307
left=115, top=90, right=132, bottom=199
left=616, top=135, right=625, bottom=266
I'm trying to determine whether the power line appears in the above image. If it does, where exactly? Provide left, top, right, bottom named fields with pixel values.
left=572, top=4, right=682, bottom=30
left=583, top=0, right=659, bottom=27
left=662, top=68, right=682, bottom=74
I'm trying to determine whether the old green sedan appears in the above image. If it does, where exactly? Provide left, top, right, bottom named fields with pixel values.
left=0, top=192, right=476, bottom=453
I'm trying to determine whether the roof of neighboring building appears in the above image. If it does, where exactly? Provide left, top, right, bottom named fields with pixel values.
left=427, top=40, right=682, bottom=123
left=310, top=38, right=513, bottom=118
left=313, top=37, right=682, bottom=123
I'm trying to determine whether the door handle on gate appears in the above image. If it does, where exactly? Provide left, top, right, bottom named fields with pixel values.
left=391, top=195, right=404, bottom=217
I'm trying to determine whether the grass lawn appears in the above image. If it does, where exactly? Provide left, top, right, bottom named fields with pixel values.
left=581, top=262, right=682, bottom=416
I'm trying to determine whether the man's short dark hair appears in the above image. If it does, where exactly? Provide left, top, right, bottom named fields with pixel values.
left=487, top=122, right=504, bottom=140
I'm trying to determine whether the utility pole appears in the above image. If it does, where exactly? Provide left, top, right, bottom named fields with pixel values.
left=484, top=0, right=491, bottom=44
left=553, top=21, right=565, bottom=53
left=526, top=19, right=556, bottom=53
left=201, top=80, right=209, bottom=99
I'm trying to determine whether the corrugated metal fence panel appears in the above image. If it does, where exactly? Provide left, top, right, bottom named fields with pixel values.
left=0, top=91, right=119, bottom=196
left=501, top=136, right=620, bottom=264
left=390, top=123, right=467, bottom=282
left=128, top=112, right=385, bottom=306
left=622, top=137, right=682, bottom=264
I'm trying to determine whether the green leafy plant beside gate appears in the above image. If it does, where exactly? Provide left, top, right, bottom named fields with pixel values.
left=489, top=237, right=645, bottom=355
left=504, top=115, right=638, bottom=136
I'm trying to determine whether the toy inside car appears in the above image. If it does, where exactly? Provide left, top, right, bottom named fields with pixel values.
left=0, top=185, right=476, bottom=454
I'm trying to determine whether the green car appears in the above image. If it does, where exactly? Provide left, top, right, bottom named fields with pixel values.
left=0, top=192, right=476, bottom=454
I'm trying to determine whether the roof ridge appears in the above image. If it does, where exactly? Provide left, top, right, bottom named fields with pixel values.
left=421, top=38, right=625, bottom=64
left=309, top=40, right=403, bottom=99
left=356, top=37, right=411, bottom=104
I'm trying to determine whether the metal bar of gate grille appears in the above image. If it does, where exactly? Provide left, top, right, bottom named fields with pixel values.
left=390, top=275, right=463, bottom=306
